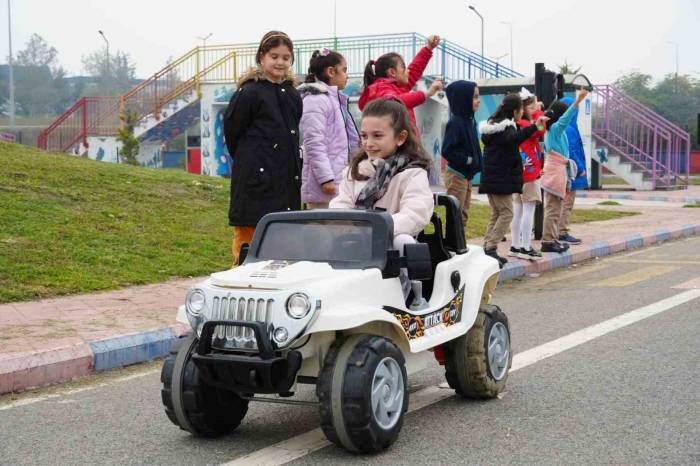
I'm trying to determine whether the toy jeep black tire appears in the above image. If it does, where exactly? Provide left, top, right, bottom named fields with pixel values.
left=444, top=304, right=512, bottom=399
left=317, top=335, right=408, bottom=453
left=161, top=334, right=249, bottom=437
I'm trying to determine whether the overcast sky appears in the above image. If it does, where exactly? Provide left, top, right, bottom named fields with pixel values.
left=3, top=0, right=699, bottom=84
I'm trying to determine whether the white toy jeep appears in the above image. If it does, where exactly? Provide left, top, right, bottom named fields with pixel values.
left=161, top=194, right=511, bottom=453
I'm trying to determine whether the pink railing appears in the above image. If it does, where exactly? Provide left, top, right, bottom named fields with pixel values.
left=591, top=85, right=690, bottom=189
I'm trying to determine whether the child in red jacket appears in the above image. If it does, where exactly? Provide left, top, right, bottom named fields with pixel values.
left=509, top=88, right=546, bottom=261
left=359, top=35, right=443, bottom=131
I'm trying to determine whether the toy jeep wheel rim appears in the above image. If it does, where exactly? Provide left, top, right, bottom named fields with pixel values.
left=487, top=322, right=509, bottom=381
left=371, top=357, right=404, bottom=430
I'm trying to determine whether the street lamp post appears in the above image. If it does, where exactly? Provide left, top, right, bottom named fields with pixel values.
left=490, top=53, right=509, bottom=65
left=98, top=30, right=110, bottom=91
left=667, top=40, right=679, bottom=88
left=197, top=33, right=213, bottom=73
left=490, top=53, right=508, bottom=77
left=333, top=0, right=337, bottom=39
left=468, top=5, right=484, bottom=78
left=500, top=21, right=513, bottom=70
left=197, top=33, right=213, bottom=50
left=7, top=0, right=15, bottom=130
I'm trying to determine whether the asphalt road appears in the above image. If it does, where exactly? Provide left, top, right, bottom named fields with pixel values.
left=2, top=237, right=699, bottom=466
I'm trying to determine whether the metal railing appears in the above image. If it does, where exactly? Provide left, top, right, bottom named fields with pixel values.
left=38, top=32, right=522, bottom=152
left=289, top=33, right=522, bottom=80
left=37, top=96, right=120, bottom=152
left=37, top=47, right=240, bottom=152
left=120, top=47, right=240, bottom=124
left=591, top=85, right=690, bottom=189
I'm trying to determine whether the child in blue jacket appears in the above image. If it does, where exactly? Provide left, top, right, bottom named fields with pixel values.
left=558, top=95, right=589, bottom=245
left=441, top=80, right=482, bottom=228
left=540, top=89, right=588, bottom=253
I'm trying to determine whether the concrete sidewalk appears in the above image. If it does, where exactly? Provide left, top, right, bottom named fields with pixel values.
left=576, top=185, right=700, bottom=204
left=2, top=202, right=700, bottom=395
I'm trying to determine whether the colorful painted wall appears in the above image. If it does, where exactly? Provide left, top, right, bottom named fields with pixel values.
left=200, top=84, right=236, bottom=178
left=86, top=137, right=121, bottom=163
left=198, top=78, right=448, bottom=185
left=84, top=137, right=166, bottom=168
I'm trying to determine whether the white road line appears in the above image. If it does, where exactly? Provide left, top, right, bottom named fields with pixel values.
left=0, top=369, right=160, bottom=411
left=221, top=289, right=700, bottom=466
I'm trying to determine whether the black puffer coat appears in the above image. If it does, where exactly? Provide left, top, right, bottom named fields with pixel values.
left=223, top=68, right=303, bottom=226
left=477, top=118, right=538, bottom=194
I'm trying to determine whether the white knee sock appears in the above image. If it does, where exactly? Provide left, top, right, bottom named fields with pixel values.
left=521, top=201, right=537, bottom=250
left=511, top=200, right=523, bottom=249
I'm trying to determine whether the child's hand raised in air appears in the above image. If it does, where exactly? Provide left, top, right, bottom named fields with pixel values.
left=425, top=78, right=443, bottom=98
left=426, top=35, right=441, bottom=49
left=535, top=115, right=550, bottom=130
left=575, top=88, right=589, bottom=104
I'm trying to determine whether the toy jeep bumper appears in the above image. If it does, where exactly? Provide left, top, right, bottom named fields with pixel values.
left=192, top=320, right=301, bottom=394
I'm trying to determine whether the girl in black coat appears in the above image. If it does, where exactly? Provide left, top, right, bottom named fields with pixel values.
left=223, top=31, right=303, bottom=265
left=477, top=93, right=548, bottom=266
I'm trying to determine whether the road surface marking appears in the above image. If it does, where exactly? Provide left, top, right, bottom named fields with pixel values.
left=672, top=276, right=700, bottom=290
left=590, top=265, right=678, bottom=287
left=221, top=289, right=700, bottom=466
left=611, top=259, right=700, bottom=266
left=529, top=262, right=610, bottom=287
left=0, top=368, right=159, bottom=411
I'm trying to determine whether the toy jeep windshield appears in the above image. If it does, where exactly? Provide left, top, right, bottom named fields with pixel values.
left=161, top=194, right=512, bottom=453
left=247, top=211, right=393, bottom=269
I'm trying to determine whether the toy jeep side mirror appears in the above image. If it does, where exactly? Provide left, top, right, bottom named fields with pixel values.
left=404, top=243, right=432, bottom=280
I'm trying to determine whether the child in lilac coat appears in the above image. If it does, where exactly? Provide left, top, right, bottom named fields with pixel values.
left=298, top=48, right=360, bottom=208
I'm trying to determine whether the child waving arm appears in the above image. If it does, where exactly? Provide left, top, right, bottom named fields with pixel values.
left=407, top=35, right=440, bottom=87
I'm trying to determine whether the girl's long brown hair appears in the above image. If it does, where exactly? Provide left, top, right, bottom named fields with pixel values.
left=349, top=99, right=431, bottom=181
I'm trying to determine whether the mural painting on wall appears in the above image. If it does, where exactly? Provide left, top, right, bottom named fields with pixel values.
left=137, top=142, right=164, bottom=169
left=201, top=85, right=235, bottom=177
left=344, top=79, right=363, bottom=98
left=139, top=102, right=201, bottom=143
left=86, top=137, right=121, bottom=163
left=415, top=97, right=447, bottom=186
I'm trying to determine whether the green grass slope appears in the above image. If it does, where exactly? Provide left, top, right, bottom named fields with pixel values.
left=0, top=141, right=232, bottom=302
left=0, top=141, right=637, bottom=303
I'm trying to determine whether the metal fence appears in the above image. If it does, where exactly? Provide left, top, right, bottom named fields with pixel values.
left=38, top=32, right=522, bottom=152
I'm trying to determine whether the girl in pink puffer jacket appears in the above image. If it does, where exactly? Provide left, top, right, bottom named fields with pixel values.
left=330, top=99, right=433, bottom=242
left=331, top=99, right=433, bottom=299
left=298, top=49, right=360, bottom=208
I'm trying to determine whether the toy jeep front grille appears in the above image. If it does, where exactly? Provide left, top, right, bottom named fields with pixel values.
left=208, top=296, right=274, bottom=349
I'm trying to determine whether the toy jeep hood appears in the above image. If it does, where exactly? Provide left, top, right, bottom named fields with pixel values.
left=211, top=260, right=343, bottom=289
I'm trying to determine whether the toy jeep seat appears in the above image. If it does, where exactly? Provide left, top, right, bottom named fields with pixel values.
left=417, top=193, right=468, bottom=300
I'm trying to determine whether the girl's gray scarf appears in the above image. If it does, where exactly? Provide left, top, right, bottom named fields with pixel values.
left=355, top=153, right=425, bottom=209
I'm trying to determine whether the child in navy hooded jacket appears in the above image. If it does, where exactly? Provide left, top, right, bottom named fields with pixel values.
left=441, top=80, right=482, bottom=227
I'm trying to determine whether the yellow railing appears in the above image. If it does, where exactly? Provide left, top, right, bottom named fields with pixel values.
left=118, top=45, right=257, bottom=125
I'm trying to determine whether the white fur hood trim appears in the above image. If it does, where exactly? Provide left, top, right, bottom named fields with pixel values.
left=296, top=81, right=329, bottom=95
left=479, top=119, right=517, bottom=135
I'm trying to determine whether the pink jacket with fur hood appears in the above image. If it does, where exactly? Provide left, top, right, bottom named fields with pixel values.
left=329, top=157, right=433, bottom=237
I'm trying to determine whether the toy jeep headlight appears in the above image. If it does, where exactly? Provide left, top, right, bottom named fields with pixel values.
left=186, top=289, right=206, bottom=316
left=286, top=293, right=311, bottom=319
